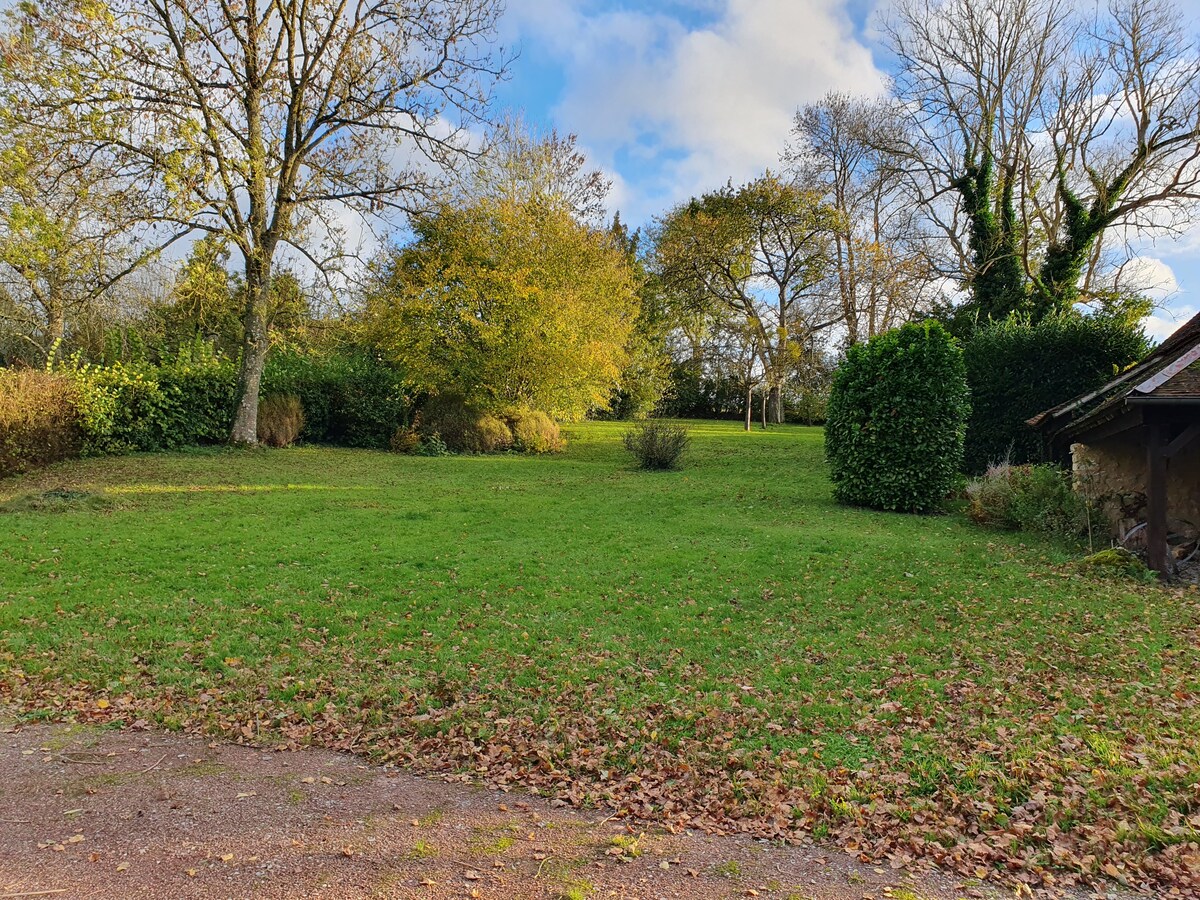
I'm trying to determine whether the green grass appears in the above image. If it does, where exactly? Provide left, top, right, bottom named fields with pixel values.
left=1, top=421, right=1197, bottom=888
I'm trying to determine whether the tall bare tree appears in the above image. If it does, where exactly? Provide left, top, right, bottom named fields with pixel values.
left=787, top=93, right=939, bottom=345
left=23, top=0, right=506, bottom=442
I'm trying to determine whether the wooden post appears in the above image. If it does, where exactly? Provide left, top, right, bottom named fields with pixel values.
left=1146, top=423, right=1169, bottom=575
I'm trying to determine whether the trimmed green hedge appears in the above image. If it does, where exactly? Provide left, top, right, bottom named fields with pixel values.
left=961, top=315, right=1148, bottom=474
left=262, top=350, right=410, bottom=448
left=825, top=322, right=970, bottom=513
left=5, top=346, right=411, bottom=468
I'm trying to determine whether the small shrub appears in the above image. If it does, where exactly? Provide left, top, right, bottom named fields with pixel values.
left=256, top=394, right=305, bottom=447
left=389, top=425, right=422, bottom=454
left=0, top=370, right=82, bottom=477
left=417, top=431, right=450, bottom=456
left=508, top=408, right=563, bottom=453
left=419, top=395, right=513, bottom=453
left=623, top=420, right=689, bottom=470
left=825, top=321, right=969, bottom=513
left=966, top=461, right=1092, bottom=538
left=473, top=413, right=514, bottom=453
left=1075, top=547, right=1153, bottom=581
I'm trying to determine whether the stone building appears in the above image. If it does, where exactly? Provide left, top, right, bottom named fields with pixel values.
left=1029, top=312, right=1200, bottom=574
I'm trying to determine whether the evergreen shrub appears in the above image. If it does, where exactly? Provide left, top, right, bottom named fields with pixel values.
left=825, top=321, right=969, bottom=513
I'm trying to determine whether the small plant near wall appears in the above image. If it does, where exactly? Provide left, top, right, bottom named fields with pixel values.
left=966, top=461, right=1095, bottom=540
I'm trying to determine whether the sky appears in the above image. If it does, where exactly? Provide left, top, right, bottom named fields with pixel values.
left=491, top=0, right=1200, bottom=341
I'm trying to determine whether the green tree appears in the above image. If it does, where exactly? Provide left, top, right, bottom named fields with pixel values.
left=0, top=3, right=167, bottom=359
left=367, top=198, right=639, bottom=422
left=654, top=174, right=840, bottom=424
left=151, top=236, right=243, bottom=354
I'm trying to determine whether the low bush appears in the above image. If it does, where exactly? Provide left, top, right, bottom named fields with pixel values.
left=473, top=414, right=513, bottom=453
left=418, top=395, right=513, bottom=453
left=623, top=420, right=689, bottom=470
left=508, top=408, right=563, bottom=453
left=389, top=425, right=422, bottom=454
left=0, top=370, right=82, bottom=478
left=825, top=322, right=969, bottom=513
left=966, top=461, right=1093, bottom=538
left=257, top=394, right=305, bottom=447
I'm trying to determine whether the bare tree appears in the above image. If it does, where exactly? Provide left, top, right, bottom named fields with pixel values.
left=1033, top=0, right=1200, bottom=307
left=23, top=0, right=507, bottom=442
left=787, top=93, right=940, bottom=345
left=884, top=0, right=1200, bottom=320
left=885, top=0, right=1073, bottom=319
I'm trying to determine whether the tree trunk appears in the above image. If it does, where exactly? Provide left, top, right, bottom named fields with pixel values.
left=768, top=385, right=783, bottom=425
left=229, top=260, right=272, bottom=445
left=760, top=390, right=767, bottom=430
left=745, top=383, right=752, bottom=431
left=44, top=306, right=65, bottom=353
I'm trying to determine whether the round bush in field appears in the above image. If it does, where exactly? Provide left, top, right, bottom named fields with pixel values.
left=507, top=408, right=563, bottom=453
left=825, top=321, right=969, bottom=513
left=419, top=394, right=512, bottom=453
left=623, top=420, right=689, bottom=470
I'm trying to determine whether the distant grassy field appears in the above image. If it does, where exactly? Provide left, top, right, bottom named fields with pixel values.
left=1, top=422, right=1197, bottom=890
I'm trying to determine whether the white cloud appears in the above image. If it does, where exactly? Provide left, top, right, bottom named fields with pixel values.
left=1119, top=256, right=1181, bottom=302
left=505, top=0, right=884, bottom=223
left=1144, top=303, right=1196, bottom=343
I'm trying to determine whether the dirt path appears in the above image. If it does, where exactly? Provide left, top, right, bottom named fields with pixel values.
left=0, top=722, right=1070, bottom=900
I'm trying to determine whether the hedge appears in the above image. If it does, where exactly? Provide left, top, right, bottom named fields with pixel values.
left=961, top=314, right=1148, bottom=474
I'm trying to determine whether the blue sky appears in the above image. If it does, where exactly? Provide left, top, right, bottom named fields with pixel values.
left=491, top=0, right=1200, bottom=341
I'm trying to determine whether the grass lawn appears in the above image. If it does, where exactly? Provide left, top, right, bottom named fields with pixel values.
left=1, top=421, right=1198, bottom=891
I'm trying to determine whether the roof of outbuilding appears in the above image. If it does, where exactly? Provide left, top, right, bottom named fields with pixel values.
left=1028, top=309, right=1200, bottom=440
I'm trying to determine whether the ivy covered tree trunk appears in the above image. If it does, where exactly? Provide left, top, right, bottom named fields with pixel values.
left=957, top=147, right=1027, bottom=322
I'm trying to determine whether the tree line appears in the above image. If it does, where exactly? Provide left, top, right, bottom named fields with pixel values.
left=1, top=0, right=1197, bottom=443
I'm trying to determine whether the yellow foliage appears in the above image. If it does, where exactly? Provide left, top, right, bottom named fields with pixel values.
left=367, top=198, right=639, bottom=421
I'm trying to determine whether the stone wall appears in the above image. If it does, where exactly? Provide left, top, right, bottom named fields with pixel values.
left=1072, top=432, right=1200, bottom=540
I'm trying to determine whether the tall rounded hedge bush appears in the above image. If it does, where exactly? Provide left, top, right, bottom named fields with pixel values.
left=825, top=321, right=970, bottom=513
